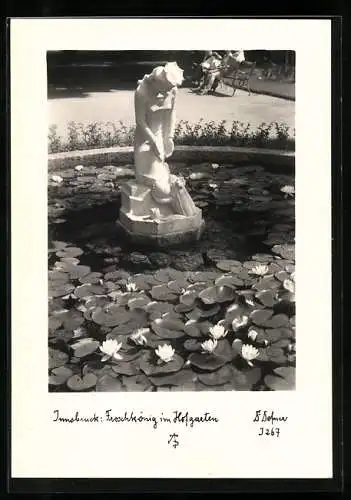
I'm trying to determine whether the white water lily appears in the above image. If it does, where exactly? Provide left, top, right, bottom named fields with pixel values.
left=248, top=329, right=258, bottom=342
left=249, top=264, right=269, bottom=276
left=51, top=175, right=63, bottom=183
left=155, top=344, right=175, bottom=363
left=201, top=338, right=218, bottom=354
left=280, top=185, right=295, bottom=197
left=241, top=344, right=259, bottom=366
left=232, top=315, right=249, bottom=332
left=130, top=328, right=148, bottom=346
left=75, top=165, right=84, bottom=171
left=209, top=322, right=227, bottom=340
left=209, top=182, right=218, bottom=189
left=125, top=281, right=138, bottom=292
left=99, top=339, right=123, bottom=362
left=283, top=279, right=295, bottom=302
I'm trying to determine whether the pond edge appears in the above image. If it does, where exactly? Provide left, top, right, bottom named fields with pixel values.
left=48, top=146, right=295, bottom=172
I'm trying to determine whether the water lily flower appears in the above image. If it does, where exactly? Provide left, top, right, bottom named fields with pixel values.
left=248, top=329, right=258, bottom=342
left=51, top=175, right=63, bottom=184
left=201, top=338, right=218, bottom=354
left=232, top=315, right=249, bottom=332
left=211, top=163, right=220, bottom=169
left=245, top=296, right=255, bottom=307
left=125, top=280, right=138, bottom=292
left=283, top=279, right=295, bottom=302
left=249, top=264, right=269, bottom=276
left=280, top=185, right=295, bottom=198
left=75, top=165, right=84, bottom=171
left=130, top=328, right=148, bottom=346
left=209, top=322, right=227, bottom=340
left=208, top=182, right=218, bottom=190
left=241, top=344, right=259, bottom=366
left=99, top=339, right=123, bottom=362
left=155, top=344, right=175, bottom=363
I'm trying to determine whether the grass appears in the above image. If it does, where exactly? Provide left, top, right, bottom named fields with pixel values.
left=48, top=119, right=295, bottom=154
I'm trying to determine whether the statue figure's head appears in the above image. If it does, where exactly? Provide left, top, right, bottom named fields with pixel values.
left=148, top=62, right=184, bottom=93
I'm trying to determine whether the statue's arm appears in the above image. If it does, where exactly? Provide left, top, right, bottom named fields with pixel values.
left=134, top=91, right=156, bottom=145
left=168, top=88, right=177, bottom=138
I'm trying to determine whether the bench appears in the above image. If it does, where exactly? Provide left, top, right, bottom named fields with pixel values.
left=218, top=60, right=256, bottom=96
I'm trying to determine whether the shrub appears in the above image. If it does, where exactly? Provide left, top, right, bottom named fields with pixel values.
left=48, top=120, right=295, bottom=154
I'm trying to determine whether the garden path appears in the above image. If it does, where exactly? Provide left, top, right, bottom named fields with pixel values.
left=49, top=86, right=295, bottom=141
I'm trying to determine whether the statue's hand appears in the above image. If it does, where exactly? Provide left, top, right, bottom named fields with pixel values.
left=151, top=139, right=165, bottom=162
left=164, top=137, right=175, bottom=158
left=174, top=175, right=186, bottom=188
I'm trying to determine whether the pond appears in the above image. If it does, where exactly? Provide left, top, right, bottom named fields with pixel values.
left=48, top=161, right=295, bottom=392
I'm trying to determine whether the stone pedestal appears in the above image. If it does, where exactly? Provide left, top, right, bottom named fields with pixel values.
left=117, top=181, right=205, bottom=248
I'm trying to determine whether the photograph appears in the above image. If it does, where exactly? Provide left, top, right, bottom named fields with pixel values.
left=47, top=49, right=296, bottom=393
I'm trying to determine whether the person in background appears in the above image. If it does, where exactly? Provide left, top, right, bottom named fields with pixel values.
left=233, top=49, right=245, bottom=64
left=194, top=51, right=222, bottom=90
left=196, top=51, right=223, bottom=94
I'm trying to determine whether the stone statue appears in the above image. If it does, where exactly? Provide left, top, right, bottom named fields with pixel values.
left=118, top=62, right=204, bottom=246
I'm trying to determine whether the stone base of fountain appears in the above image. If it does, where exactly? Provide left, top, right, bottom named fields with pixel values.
left=117, top=181, right=205, bottom=248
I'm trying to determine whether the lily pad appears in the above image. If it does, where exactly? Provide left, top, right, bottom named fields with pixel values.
left=147, top=301, right=174, bottom=319
left=250, top=308, right=274, bottom=326
left=179, top=290, right=198, bottom=306
left=251, top=253, right=274, bottom=263
left=187, top=271, right=219, bottom=283
left=49, top=329, right=74, bottom=345
left=60, top=257, right=80, bottom=266
left=74, top=283, right=105, bottom=299
left=154, top=268, right=185, bottom=283
left=187, top=304, right=220, bottom=320
left=139, top=351, right=184, bottom=376
left=104, top=270, right=131, bottom=282
left=151, top=318, right=185, bottom=339
left=189, top=339, right=233, bottom=371
left=253, top=276, right=280, bottom=292
left=108, top=310, right=148, bottom=335
left=149, top=368, right=198, bottom=387
left=199, top=285, right=235, bottom=305
left=49, top=270, right=69, bottom=283
left=265, top=366, right=295, bottom=390
left=56, top=246, right=83, bottom=258
left=150, top=284, right=178, bottom=302
left=49, top=316, right=63, bottom=332
left=184, top=338, right=202, bottom=352
left=79, top=272, right=103, bottom=284
left=275, top=270, right=290, bottom=282
left=263, top=314, right=289, bottom=328
left=122, top=373, right=153, bottom=391
left=255, top=289, right=277, bottom=308
left=111, top=361, right=140, bottom=376
left=184, top=321, right=202, bottom=338
left=49, top=348, right=69, bottom=369
left=67, top=373, right=98, bottom=391
left=49, top=366, right=74, bottom=386
left=49, top=282, right=75, bottom=298
left=168, top=278, right=189, bottom=293
left=216, top=260, right=242, bottom=272
left=71, top=338, right=100, bottom=358
left=272, top=244, right=295, bottom=261
left=198, top=364, right=234, bottom=386
left=128, top=295, right=151, bottom=310
left=92, top=305, right=134, bottom=327
left=258, top=346, right=287, bottom=364
left=215, top=274, right=243, bottom=287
